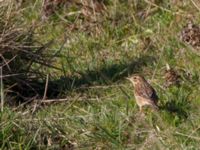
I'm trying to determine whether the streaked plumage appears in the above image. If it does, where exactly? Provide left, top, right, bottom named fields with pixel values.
left=126, top=74, right=158, bottom=112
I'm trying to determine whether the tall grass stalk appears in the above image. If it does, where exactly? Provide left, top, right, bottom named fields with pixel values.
left=0, top=67, right=4, bottom=112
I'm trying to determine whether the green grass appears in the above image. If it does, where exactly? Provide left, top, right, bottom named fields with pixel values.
left=1, top=0, right=200, bottom=149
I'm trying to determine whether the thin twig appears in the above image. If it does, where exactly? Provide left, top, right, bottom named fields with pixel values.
left=12, top=96, right=37, bottom=111
left=0, top=67, right=4, bottom=112
left=32, top=74, right=49, bottom=114
left=175, top=132, right=200, bottom=141
left=183, top=125, right=200, bottom=144
left=190, top=0, right=200, bottom=12
left=36, top=98, right=69, bottom=103
left=76, top=84, right=125, bottom=89
left=51, top=34, right=67, bottom=58
left=42, top=74, right=49, bottom=100
left=0, top=73, right=24, bottom=78
left=0, top=55, right=17, bottom=69
left=32, top=101, right=38, bottom=114
left=35, top=92, right=120, bottom=104
left=151, top=46, right=164, bottom=80
left=144, top=0, right=183, bottom=15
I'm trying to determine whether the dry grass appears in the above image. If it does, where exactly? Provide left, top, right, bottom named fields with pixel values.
left=1, top=0, right=200, bottom=149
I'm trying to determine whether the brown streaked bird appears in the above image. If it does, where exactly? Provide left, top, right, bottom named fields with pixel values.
left=126, top=74, right=159, bottom=112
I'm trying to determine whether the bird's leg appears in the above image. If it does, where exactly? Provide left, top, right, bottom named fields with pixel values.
left=139, top=106, right=145, bottom=117
left=139, top=106, right=143, bottom=113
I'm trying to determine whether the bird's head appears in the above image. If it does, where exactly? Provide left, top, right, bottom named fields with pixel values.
left=126, top=74, right=145, bottom=86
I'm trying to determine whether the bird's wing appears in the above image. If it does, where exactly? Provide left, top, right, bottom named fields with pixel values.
left=136, top=83, right=158, bottom=102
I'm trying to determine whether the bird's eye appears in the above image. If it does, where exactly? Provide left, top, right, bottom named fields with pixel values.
left=133, top=77, right=137, bottom=80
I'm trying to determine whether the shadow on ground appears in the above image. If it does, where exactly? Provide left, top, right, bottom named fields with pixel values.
left=159, top=87, right=191, bottom=120
left=48, top=54, right=156, bottom=97
left=161, top=100, right=189, bottom=119
left=9, top=54, right=156, bottom=101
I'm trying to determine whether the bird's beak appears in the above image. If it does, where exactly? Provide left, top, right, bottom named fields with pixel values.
left=125, top=77, right=131, bottom=81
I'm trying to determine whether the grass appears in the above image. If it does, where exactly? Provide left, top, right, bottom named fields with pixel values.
left=1, top=0, right=200, bottom=149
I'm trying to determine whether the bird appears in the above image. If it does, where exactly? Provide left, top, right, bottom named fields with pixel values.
left=126, top=74, right=159, bottom=112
